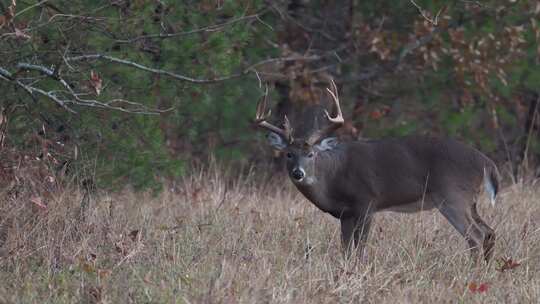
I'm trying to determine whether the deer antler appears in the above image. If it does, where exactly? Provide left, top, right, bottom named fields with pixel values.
left=306, top=79, right=344, bottom=146
left=254, top=85, right=293, bottom=143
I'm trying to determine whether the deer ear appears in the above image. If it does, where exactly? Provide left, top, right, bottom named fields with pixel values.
left=315, top=137, right=339, bottom=151
left=267, top=132, right=287, bottom=150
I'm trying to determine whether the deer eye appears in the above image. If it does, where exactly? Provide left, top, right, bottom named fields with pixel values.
left=286, top=152, right=293, bottom=159
left=307, top=151, right=315, bottom=158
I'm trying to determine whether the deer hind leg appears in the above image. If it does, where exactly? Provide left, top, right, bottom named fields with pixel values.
left=435, top=194, right=486, bottom=261
left=471, top=203, right=496, bottom=262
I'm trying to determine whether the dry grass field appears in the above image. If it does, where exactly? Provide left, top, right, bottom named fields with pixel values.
left=0, top=167, right=539, bottom=303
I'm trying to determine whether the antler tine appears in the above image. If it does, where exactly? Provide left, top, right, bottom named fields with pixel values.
left=306, top=79, right=345, bottom=146
left=254, top=85, right=293, bottom=142
left=324, top=79, right=344, bottom=124
left=255, top=85, right=271, bottom=121
left=283, top=115, right=293, bottom=136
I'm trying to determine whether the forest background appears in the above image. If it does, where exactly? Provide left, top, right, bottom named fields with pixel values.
left=1, top=0, right=539, bottom=190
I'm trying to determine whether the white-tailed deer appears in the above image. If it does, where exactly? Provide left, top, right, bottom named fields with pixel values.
left=255, top=81, right=500, bottom=262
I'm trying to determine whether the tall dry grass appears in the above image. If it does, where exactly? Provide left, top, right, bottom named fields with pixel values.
left=0, top=167, right=539, bottom=303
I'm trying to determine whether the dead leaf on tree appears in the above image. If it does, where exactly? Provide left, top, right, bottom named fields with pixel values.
left=0, top=1, right=16, bottom=29
left=90, top=70, right=102, bottom=96
left=14, top=27, right=31, bottom=40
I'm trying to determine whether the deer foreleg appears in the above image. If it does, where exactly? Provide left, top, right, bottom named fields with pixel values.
left=340, top=213, right=372, bottom=260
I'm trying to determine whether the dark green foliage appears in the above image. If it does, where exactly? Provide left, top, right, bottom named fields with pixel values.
left=1, top=0, right=538, bottom=190
left=1, top=0, right=270, bottom=190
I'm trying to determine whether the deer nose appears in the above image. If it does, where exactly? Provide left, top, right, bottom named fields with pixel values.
left=291, top=168, right=305, bottom=181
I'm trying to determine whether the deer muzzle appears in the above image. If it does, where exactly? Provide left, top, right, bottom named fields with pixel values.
left=291, top=167, right=305, bottom=181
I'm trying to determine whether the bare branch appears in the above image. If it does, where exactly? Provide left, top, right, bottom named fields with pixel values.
left=0, top=66, right=75, bottom=113
left=16, top=63, right=75, bottom=95
left=2, top=63, right=169, bottom=114
left=395, top=14, right=465, bottom=67
left=13, top=0, right=49, bottom=18
left=1, top=49, right=327, bottom=115
left=66, top=53, right=323, bottom=84
left=114, top=11, right=268, bottom=43
left=66, top=54, right=245, bottom=84
left=243, top=55, right=322, bottom=71
left=266, top=2, right=337, bottom=42
left=397, top=30, right=440, bottom=65
left=0, top=67, right=13, bottom=80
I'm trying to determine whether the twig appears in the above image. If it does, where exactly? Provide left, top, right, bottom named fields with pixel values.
left=66, top=54, right=245, bottom=84
left=113, top=242, right=144, bottom=270
left=522, top=95, right=540, bottom=172
left=115, top=11, right=268, bottom=43
left=409, top=0, right=446, bottom=26
left=14, top=0, right=49, bottom=18
left=397, top=29, right=441, bottom=65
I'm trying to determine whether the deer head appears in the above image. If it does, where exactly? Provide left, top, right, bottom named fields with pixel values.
left=254, top=80, right=344, bottom=184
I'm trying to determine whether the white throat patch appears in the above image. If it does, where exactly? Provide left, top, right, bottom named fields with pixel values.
left=293, top=175, right=317, bottom=185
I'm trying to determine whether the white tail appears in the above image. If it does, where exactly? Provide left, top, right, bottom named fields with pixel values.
left=484, top=167, right=499, bottom=207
